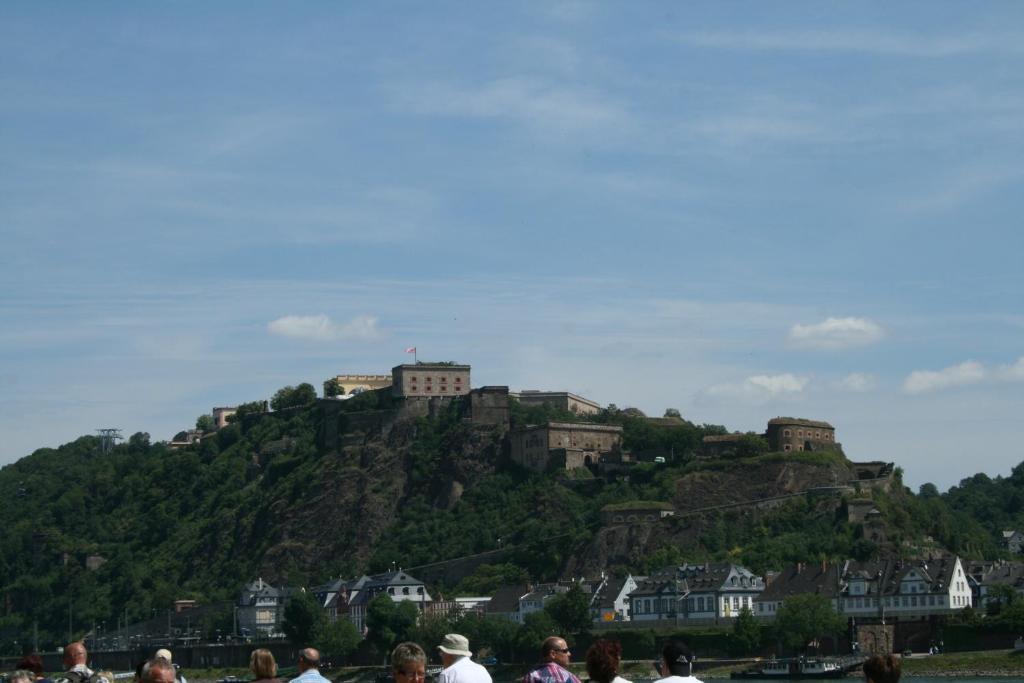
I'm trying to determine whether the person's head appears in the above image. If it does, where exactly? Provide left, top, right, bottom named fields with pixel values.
left=585, top=639, right=622, bottom=683
left=155, top=649, right=173, bottom=664
left=298, top=648, right=321, bottom=673
left=16, top=655, right=44, bottom=678
left=863, top=655, right=901, bottom=683
left=660, top=640, right=694, bottom=678
left=391, top=642, right=426, bottom=683
left=438, top=633, right=472, bottom=668
left=542, top=636, right=571, bottom=667
left=63, top=642, right=88, bottom=668
left=250, top=649, right=278, bottom=679
left=10, top=670, right=35, bottom=683
left=141, top=658, right=176, bottom=683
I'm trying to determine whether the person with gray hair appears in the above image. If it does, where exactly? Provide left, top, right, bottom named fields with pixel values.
left=288, top=648, right=330, bottom=683
left=10, top=670, right=36, bottom=683
left=391, top=642, right=426, bottom=683
left=140, top=658, right=175, bottom=683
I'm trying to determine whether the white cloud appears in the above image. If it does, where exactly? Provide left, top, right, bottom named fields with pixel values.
left=706, top=373, right=809, bottom=402
left=903, top=360, right=987, bottom=394
left=997, top=357, right=1024, bottom=382
left=267, top=314, right=383, bottom=342
left=836, top=373, right=875, bottom=393
left=789, top=317, right=885, bottom=350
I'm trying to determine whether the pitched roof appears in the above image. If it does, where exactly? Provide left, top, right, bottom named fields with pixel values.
left=758, top=563, right=841, bottom=601
left=592, top=576, right=630, bottom=610
left=980, top=561, right=1024, bottom=588
left=634, top=563, right=763, bottom=597
left=486, top=584, right=530, bottom=613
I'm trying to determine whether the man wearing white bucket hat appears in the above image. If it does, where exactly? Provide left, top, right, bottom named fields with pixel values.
left=438, top=634, right=492, bottom=683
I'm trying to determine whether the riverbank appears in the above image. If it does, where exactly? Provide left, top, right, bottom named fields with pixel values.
left=900, top=650, right=1024, bottom=677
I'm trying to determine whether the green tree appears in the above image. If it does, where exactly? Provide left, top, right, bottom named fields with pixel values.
left=282, top=590, right=327, bottom=645
left=774, top=593, right=845, bottom=653
left=517, top=610, right=559, bottom=655
left=736, top=433, right=769, bottom=458
left=231, top=400, right=267, bottom=421
left=455, top=563, right=530, bottom=595
left=544, top=584, right=591, bottom=635
left=324, top=378, right=342, bottom=398
left=314, top=618, right=361, bottom=660
left=731, top=607, right=761, bottom=654
left=196, top=414, right=216, bottom=432
left=272, top=383, right=318, bottom=411
left=366, top=594, right=419, bottom=656
left=664, top=408, right=682, bottom=418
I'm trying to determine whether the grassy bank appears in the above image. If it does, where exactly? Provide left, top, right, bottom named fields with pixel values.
left=901, top=650, right=1024, bottom=677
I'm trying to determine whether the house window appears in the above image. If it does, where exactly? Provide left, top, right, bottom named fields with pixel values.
left=403, top=587, right=409, bottom=595
left=816, top=431, right=821, bottom=438
left=733, top=597, right=739, bottom=609
left=797, top=430, right=803, bottom=437
left=783, top=429, right=791, bottom=437
left=698, top=597, right=705, bottom=611
left=784, top=444, right=791, bottom=451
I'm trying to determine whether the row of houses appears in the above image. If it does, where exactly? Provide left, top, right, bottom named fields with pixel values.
left=237, top=571, right=437, bottom=638
left=239, top=555, right=1023, bottom=639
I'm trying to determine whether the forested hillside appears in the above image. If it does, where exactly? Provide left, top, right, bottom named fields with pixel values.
left=0, top=389, right=1019, bottom=651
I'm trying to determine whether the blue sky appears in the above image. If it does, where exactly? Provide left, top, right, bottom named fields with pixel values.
left=2, top=2, right=1022, bottom=490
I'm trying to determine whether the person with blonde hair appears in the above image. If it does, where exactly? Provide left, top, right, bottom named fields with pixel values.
left=391, top=642, right=427, bottom=683
left=250, top=649, right=279, bottom=683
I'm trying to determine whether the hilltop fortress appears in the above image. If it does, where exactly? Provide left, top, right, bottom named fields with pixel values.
left=303, top=362, right=890, bottom=486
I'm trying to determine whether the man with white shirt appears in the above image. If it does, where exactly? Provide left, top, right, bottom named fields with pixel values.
left=288, top=648, right=331, bottom=683
left=438, top=634, right=492, bottom=683
left=653, top=640, right=702, bottom=683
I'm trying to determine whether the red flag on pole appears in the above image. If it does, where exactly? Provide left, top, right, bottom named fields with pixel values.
left=405, top=347, right=416, bottom=353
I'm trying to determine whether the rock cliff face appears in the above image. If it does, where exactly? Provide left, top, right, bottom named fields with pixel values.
left=672, top=459, right=858, bottom=512
left=249, top=413, right=504, bottom=582
left=563, top=458, right=857, bottom=578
